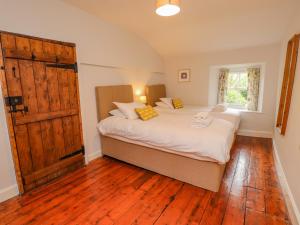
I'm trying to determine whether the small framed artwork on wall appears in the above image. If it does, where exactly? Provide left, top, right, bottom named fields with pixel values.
left=178, top=69, right=191, bottom=82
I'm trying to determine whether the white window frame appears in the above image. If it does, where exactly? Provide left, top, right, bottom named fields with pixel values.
left=208, top=63, right=265, bottom=112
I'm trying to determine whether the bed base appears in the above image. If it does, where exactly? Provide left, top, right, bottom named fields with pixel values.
left=101, top=135, right=226, bottom=192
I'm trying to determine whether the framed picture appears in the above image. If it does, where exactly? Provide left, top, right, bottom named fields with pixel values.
left=178, top=69, right=191, bottom=82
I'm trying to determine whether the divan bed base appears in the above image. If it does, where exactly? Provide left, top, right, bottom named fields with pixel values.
left=101, top=135, right=226, bottom=192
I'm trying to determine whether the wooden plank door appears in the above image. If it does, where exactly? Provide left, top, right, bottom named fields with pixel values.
left=0, top=32, right=84, bottom=192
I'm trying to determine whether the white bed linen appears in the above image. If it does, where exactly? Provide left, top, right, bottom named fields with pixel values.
left=155, top=105, right=241, bottom=131
left=106, top=134, right=218, bottom=163
left=98, top=113, right=235, bottom=164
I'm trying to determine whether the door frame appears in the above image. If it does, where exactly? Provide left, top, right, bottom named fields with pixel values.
left=0, top=41, right=24, bottom=193
left=0, top=31, right=82, bottom=194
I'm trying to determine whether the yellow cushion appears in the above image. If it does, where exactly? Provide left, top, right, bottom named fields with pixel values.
left=172, top=98, right=184, bottom=109
left=135, top=106, right=158, bottom=121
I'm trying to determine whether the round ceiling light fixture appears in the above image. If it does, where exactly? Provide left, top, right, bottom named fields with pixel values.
left=156, top=0, right=180, bottom=17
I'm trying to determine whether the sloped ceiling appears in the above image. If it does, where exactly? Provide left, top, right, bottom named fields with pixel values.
left=63, top=0, right=298, bottom=56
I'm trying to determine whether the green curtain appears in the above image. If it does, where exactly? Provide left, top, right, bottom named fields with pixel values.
left=217, top=68, right=229, bottom=104
left=247, top=68, right=260, bottom=111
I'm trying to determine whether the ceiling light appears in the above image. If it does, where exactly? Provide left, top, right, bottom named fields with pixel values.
left=156, top=0, right=180, bottom=17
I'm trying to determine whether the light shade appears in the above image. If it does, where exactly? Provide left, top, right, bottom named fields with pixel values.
left=139, top=96, right=147, bottom=104
left=156, top=0, right=180, bottom=17
left=135, top=89, right=142, bottom=96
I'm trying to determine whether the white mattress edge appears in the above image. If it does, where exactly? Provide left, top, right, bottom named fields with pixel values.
left=102, top=134, right=221, bottom=164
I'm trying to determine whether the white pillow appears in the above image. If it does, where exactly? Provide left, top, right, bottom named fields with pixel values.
left=109, top=109, right=126, bottom=118
left=212, top=104, right=227, bottom=112
left=159, top=98, right=174, bottom=109
left=113, top=102, right=145, bottom=120
left=155, top=101, right=171, bottom=108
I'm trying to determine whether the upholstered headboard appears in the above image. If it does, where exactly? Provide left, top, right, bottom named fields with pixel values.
left=95, top=85, right=133, bottom=121
left=145, top=84, right=166, bottom=106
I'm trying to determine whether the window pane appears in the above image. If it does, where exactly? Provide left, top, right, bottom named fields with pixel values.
left=225, top=72, right=248, bottom=109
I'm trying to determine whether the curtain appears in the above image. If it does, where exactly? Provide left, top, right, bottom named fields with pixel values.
left=247, top=67, right=260, bottom=111
left=217, top=68, right=229, bottom=104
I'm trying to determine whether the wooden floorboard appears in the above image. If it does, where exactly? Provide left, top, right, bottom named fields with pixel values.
left=0, top=136, right=291, bottom=225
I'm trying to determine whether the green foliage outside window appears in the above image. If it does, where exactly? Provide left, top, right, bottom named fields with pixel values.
left=225, top=89, right=247, bottom=105
left=225, top=72, right=248, bottom=108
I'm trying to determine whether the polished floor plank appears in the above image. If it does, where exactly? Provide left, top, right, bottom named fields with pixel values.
left=0, top=136, right=291, bottom=225
left=2, top=161, right=126, bottom=225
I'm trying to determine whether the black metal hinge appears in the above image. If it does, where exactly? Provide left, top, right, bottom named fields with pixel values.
left=74, top=62, right=78, bottom=73
left=46, top=62, right=78, bottom=73
left=60, top=146, right=85, bottom=161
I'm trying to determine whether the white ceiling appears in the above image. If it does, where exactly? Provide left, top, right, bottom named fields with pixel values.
left=63, top=0, right=298, bottom=56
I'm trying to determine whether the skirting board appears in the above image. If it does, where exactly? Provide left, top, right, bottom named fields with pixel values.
left=237, top=129, right=273, bottom=138
left=272, top=139, right=300, bottom=225
left=0, top=184, right=19, bottom=203
left=86, top=150, right=102, bottom=163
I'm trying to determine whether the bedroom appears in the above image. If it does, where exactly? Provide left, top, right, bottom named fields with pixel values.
left=0, top=0, right=299, bottom=224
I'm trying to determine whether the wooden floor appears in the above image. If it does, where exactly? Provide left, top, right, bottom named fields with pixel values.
left=0, top=136, right=291, bottom=225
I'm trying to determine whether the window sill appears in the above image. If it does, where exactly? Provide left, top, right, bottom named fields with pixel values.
left=228, top=108, right=263, bottom=114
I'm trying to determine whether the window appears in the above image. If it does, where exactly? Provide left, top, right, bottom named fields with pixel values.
left=225, top=71, right=248, bottom=109
left=216, top=65, right=262, bottom=111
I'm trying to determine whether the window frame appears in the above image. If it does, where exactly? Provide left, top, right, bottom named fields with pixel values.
left=276, top=34, right=299, bottom=135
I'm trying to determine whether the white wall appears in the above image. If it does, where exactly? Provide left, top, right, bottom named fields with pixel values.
left=0, top=86, right=18, bottom=202
left=273, top=7, right=300, bottom=223
left=164, top=44, right=281, bottom=136
left=0, top=0, right=164, bottom=201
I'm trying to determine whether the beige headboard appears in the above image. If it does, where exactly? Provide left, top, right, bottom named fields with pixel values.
left=145, top=84, right=166, bottom=106
left=95, top=85, right=133, bottom=121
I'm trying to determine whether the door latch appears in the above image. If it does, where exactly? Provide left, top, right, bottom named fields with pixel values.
left=4, top=96, right=28, bottom=114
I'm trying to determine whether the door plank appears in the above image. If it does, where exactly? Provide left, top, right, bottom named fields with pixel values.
left=30, top=39, right=56, bottom=62
left=62, top=117, right=75, bottom=155
left=57, top=68, right=70, bottom=110
left=52, top=118, right=66, bottom=160
left=2, top=34, right=31, bottom=59
left=41, top=121, right=56, bottom=166
left=14, top=125, right=33, bottom=176
left=72, top=115, right=82, bottom=150
left=15, top=108, right=78, bottom=125
left=42, top=41, right=57, bottom=62
left=46, top=67, right=61, bottom=111
left=68, top=70, right=78, bottom=109
left=18, top=60, right=38, bottom=114
left=27, top=123, right=45, bottom=171
left=1, top=33, right=16, bottom=49
left=13, top=36, right=31, bottom=59
left=4, top=59, right=23, bottom=118
left=4, top=59, right=22, bottom=96
left=23, top=154, right=84, bottom=186
left=30, top=39, right=44, bottom=61
left=32, top=62, right=50, bottom=113
left=55, top=44, right=75, bottom=64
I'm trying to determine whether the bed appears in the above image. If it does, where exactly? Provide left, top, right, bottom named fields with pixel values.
left=96, top=85, right=236, bottom=192
left=145, top=84, right=241, bottom=132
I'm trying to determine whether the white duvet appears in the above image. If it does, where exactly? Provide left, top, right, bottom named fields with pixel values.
left=98, top=113, right=235, bottom=164
left=155, top=105, right=241, bottom=131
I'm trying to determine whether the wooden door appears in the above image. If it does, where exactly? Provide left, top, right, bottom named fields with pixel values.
left=0, top=32, right=84, bottom=192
